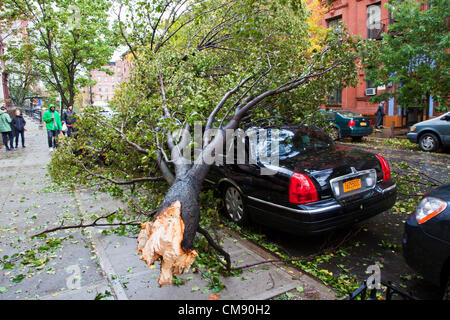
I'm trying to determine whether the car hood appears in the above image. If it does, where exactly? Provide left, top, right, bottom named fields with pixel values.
left=278, top=144, right=383, bottom=192
left=427, top=183, right=450, bottom=202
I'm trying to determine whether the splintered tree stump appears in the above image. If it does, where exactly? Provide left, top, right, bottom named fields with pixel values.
left=137, top=201, right=198, bottom=286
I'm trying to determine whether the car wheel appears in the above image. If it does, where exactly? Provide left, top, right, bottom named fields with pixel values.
left=330, top=127, right=341, bottom=141
left=351, top=136, right=363, bottom=142
left=419, top=133, right=440, bottom=152
left=223, top=185, right=248, bottom=225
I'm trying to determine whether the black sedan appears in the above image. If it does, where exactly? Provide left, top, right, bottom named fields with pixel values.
left=403, top=183, right=450, bottom=299
left=204, top=125, right=397, bottom=235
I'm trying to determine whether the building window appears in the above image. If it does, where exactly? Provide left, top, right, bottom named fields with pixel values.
left=367, top=3, right=382, bottom=40
left=327, top=16, right=342, bottom=30
left=327, top=87, right=342, bottom=106
left=366, top=79, right=376, bottom=89
left=99, top=87, right=102, bottom=92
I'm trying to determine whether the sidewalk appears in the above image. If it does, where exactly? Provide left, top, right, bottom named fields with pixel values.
left=370, top=126, right=409, bottom=139
left=0, top=116, right=336, bottom=300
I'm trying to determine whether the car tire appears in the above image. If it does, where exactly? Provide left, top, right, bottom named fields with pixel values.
left=222, top=184, right=249, bottom=225
left=419, top=133, right=440, bottom=152
left=351, top=136, right=363, bottom=142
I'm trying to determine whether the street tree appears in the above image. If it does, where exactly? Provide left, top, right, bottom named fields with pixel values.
left=1, top=0, right=119, bottom=108
left=365, top=0, right=449, bottom=111
left=49, top=0, right=370, bottom=286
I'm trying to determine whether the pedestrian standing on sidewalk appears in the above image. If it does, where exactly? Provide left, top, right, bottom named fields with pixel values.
left=11, top=109, right=26, bottom=148
left=63, top=104, right=77, bottom=137
left=42, top=104, right=62, bottom=151
left=375, top=101, right=386, bottom=129
left=0, top=104, right=14, bottom=151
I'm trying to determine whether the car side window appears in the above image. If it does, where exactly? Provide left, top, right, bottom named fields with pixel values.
left=328, top=112, right=335, bottom=120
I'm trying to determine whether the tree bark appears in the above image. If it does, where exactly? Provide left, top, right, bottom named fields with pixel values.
left=157, top=170, right=203, bottom=251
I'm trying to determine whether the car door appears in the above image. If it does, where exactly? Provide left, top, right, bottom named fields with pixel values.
left=436, top=112, right=450, bottom=146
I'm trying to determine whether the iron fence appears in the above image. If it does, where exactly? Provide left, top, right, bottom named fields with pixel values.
left=18, top=104, right=42, bottom=122
left=346, top=280, right=418, bottom=300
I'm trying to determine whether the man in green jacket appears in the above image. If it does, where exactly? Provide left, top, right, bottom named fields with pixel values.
left=0, top=105, right=14, bottom=151
left=42, top=104, right=62, bottom=151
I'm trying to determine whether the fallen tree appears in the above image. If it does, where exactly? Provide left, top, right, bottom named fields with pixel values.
left=49, top=0, right=370, bottom=286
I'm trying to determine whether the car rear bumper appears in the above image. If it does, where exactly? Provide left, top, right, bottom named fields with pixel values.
left=402, top=218, right=449, bottom=287
left=245, top=181, right=397, bottom=235
left=341, top=127, right=373, bottom=137
left=406, top=132, right=418, bottom=143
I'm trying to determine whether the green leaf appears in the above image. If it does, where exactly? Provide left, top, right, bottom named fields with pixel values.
left=10, top=274, right=26, bottom=284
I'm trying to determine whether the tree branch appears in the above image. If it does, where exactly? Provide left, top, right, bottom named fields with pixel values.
left=197, top=226, right=231, bottom=270
left=76, top=160, right=163, bottom=185
left=31, top=209, right=158, bottom=238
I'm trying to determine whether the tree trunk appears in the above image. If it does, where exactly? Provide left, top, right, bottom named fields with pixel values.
left=158, top=172, right=203, bottom=251
left=137, top=170, right=205, bottom=286
left=137, top=128, right=222, bottom=286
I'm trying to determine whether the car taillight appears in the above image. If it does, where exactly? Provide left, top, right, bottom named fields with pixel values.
left=376, top=155, right=391, bottom=181
left=370, top=120, right=373, bottom=126
left=289, top=173, right=319, bottom=204
left=348, top=119, right=355, bottom=127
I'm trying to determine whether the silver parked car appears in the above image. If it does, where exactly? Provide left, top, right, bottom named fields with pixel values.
left=406, top=112, right=450, bottom=152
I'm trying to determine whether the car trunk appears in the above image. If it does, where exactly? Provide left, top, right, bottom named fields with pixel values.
left=352, top=117, right=372, bottom=128
left=279, top=144, right=383, bottom=199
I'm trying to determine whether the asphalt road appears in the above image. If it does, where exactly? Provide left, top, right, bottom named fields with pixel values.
left=246, top=139, right=450, bottom=300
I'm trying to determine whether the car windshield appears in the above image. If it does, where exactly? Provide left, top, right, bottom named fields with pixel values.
left=250, top=127, right=333, bottom=161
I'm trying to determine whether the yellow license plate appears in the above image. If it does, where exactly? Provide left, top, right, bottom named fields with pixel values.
left=343, top=179, right=361, bottom=193
left=360, top=122, right=367, bottom=126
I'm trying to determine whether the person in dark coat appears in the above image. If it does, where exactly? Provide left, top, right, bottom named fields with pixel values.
left=11, top=109, right=26, bottom=148
left=375, top=101, right=386, bottom=129
left=63, top=105, right=77, bottom=137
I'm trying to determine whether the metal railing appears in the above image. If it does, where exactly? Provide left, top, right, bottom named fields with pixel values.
left=19, top=104, right=42, bottom=122
left=346, top=280, right=418, bottom=300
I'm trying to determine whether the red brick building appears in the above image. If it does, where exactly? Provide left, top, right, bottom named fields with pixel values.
left=81, top=54, right=131, bottom=107
left=319, top=0, right=437, bottom=127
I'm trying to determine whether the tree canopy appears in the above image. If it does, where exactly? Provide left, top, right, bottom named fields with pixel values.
left=50, top=0, right=367, bottom=195
left=365, top=0, right=449, bottom=111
